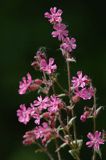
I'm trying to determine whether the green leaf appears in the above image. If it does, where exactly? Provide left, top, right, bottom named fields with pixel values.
left=68, top=117, right=76, bottom=126
left=95, top=106, right=103, bottom=117
left=69, top=149, right=79, bottom=159
left=56, top=143, right=67, bottom=152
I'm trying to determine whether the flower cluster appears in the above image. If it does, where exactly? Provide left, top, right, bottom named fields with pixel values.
left=17, top=7, right=105, bottom=160
left=40, top=58, right=57, bottom=74
left=17, top=95, right=63, bottom=125
left=71, top=71, right=94, bottom=100
left=17, top=94, right=63, bottom=145
left=44, top=7, right=76, bottom=54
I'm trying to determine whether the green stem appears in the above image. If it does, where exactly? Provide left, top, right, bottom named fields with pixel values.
left=92, top=88, right=97, bottom=160
left=92, top=151, right=96, bottom=160
left=55, top=80, right=68, bottom=94
left=66, top=57, right=71, bottom=95
left=71, top=107, right=77, bottom=145
left=66, top=55, right=77, bottom=145
left=36, top=143, right=54, bottom=160
left=55, top=137, right=62, bottom=160
left=49, top=75, right=55, bottom=94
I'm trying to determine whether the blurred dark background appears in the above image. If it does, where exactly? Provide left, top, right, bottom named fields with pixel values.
left=0, top=0, right=106, bottom=160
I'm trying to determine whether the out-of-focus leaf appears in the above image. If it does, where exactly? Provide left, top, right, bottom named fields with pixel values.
left=56, top=143, right=67, bottom=152
left=68, top=117, right=76, bottom=126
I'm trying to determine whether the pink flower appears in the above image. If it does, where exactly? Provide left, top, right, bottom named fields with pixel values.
left=80, top=111, right=90, bottom=122
left=75, top=87, right=94, bottom=100
left=72, top=71, right=89, bottom=89
left=44, top=7, right=63, bottom=24
left=34, top=96, right=50, bottom=111
left=31, top=48, right=46, bottom=70
left=52, top=23, right=68, bottom=41
left=86, top=131, right=104, bottom=150
left=40, top=58, right=57, bottom=74
left=60, top=37, right=76, bottom=53
left=17, top=104, right=30, bottom=125
left=33, top=113, right=40, bottom=125
left=28, top=104, right=41, bottom=125
left=18, top=73, right=32, bottom=95
left=34, top=122, right=52, bottom=144
left=48, top=95, right=63, bottom=113
left=23, top=130, right=36, bottom=145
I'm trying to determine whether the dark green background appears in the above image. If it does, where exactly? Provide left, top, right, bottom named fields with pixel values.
left=0, top=0, right=106, bottom=160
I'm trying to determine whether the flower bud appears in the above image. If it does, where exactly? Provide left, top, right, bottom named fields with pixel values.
left=72, top=95, right=80, bottom=103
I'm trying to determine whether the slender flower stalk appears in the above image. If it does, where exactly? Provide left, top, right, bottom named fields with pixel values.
left=93, top=89, right=97, bottom=132
left=55, top=137, right=62, bottom=160
left=36, top=142, right=54, bottom=160
left=66, top=53, right=78, bottom=147
left=92, top=89, right=97, bottom=160
left=66, top=54, right=71, bottom=95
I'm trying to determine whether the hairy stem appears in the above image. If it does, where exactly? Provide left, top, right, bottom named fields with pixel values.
left=66, top=57, right=71, bottom=95
left=55, top=80, right=68, bottom=94
left=55, top=137, right=62, bottom=160
left=92, top=88, right=97, bottom=160
left=71, top=107, right=77, bottom=145
left=36, top=143, right=54, bottom=160
left=66, top=54, right=80, bottom=160
left=92, top=151, right=96, bottom=160
left=66, top=55, right=77, bottom=144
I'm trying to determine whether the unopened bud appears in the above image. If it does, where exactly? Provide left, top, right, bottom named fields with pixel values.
left=72, top=95, right=80, bottom=103
left=80, top=115, right=87, bottom=122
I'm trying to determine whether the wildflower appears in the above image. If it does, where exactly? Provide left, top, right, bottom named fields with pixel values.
left=72, top=71, right=89, bottom=89
left=28, top=104, right=41, bottom=125
left=18, top=73, right=32, bottom=95
left=75, top=87, right=94, bottom=100
left=44, top=7, right=63, bottom=24
left=33, top=113, right=41, bottom=125
left=86, top=131, right=104, bottom=150
left=34, top=122, right=52, bottom=144
left=52, top=23, right=68, bottom=41
left=40, top=58, right=57, bottom=74
left=17, top=104, right=30, bottom=125
left=60, top=37, right=76, bottom=53
left=34, top=96, right=50, bottom=111
left=23, top=130, right=36, bottom=145
left=31, top=48, right=46, bottom=70
left=48, top=95, right=63, bottom=113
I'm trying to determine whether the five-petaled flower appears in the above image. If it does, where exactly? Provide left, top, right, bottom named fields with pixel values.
left=44, top=7, right=63, bottom=24
left=34, top=96, right=50, bottom=111
left=48, top=95, right=63, bottom=113
left=18, top=73, right=32, bottom=95
left=86, top=131, right=104, bottom=150
left=72, top=71, right=89, bottom=89
left=23, top=130, right=36, bottom=145
left=75, top=87, right=94, bottom=100
left=40, top=58, right=57, bottom=74
left=34, top=122, right=53, bottom=144
left=60, top=37, right=77, bottom=53
left=17, top=104, right=31, bottom=125
left=52, top=23, right=68, bottom=41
